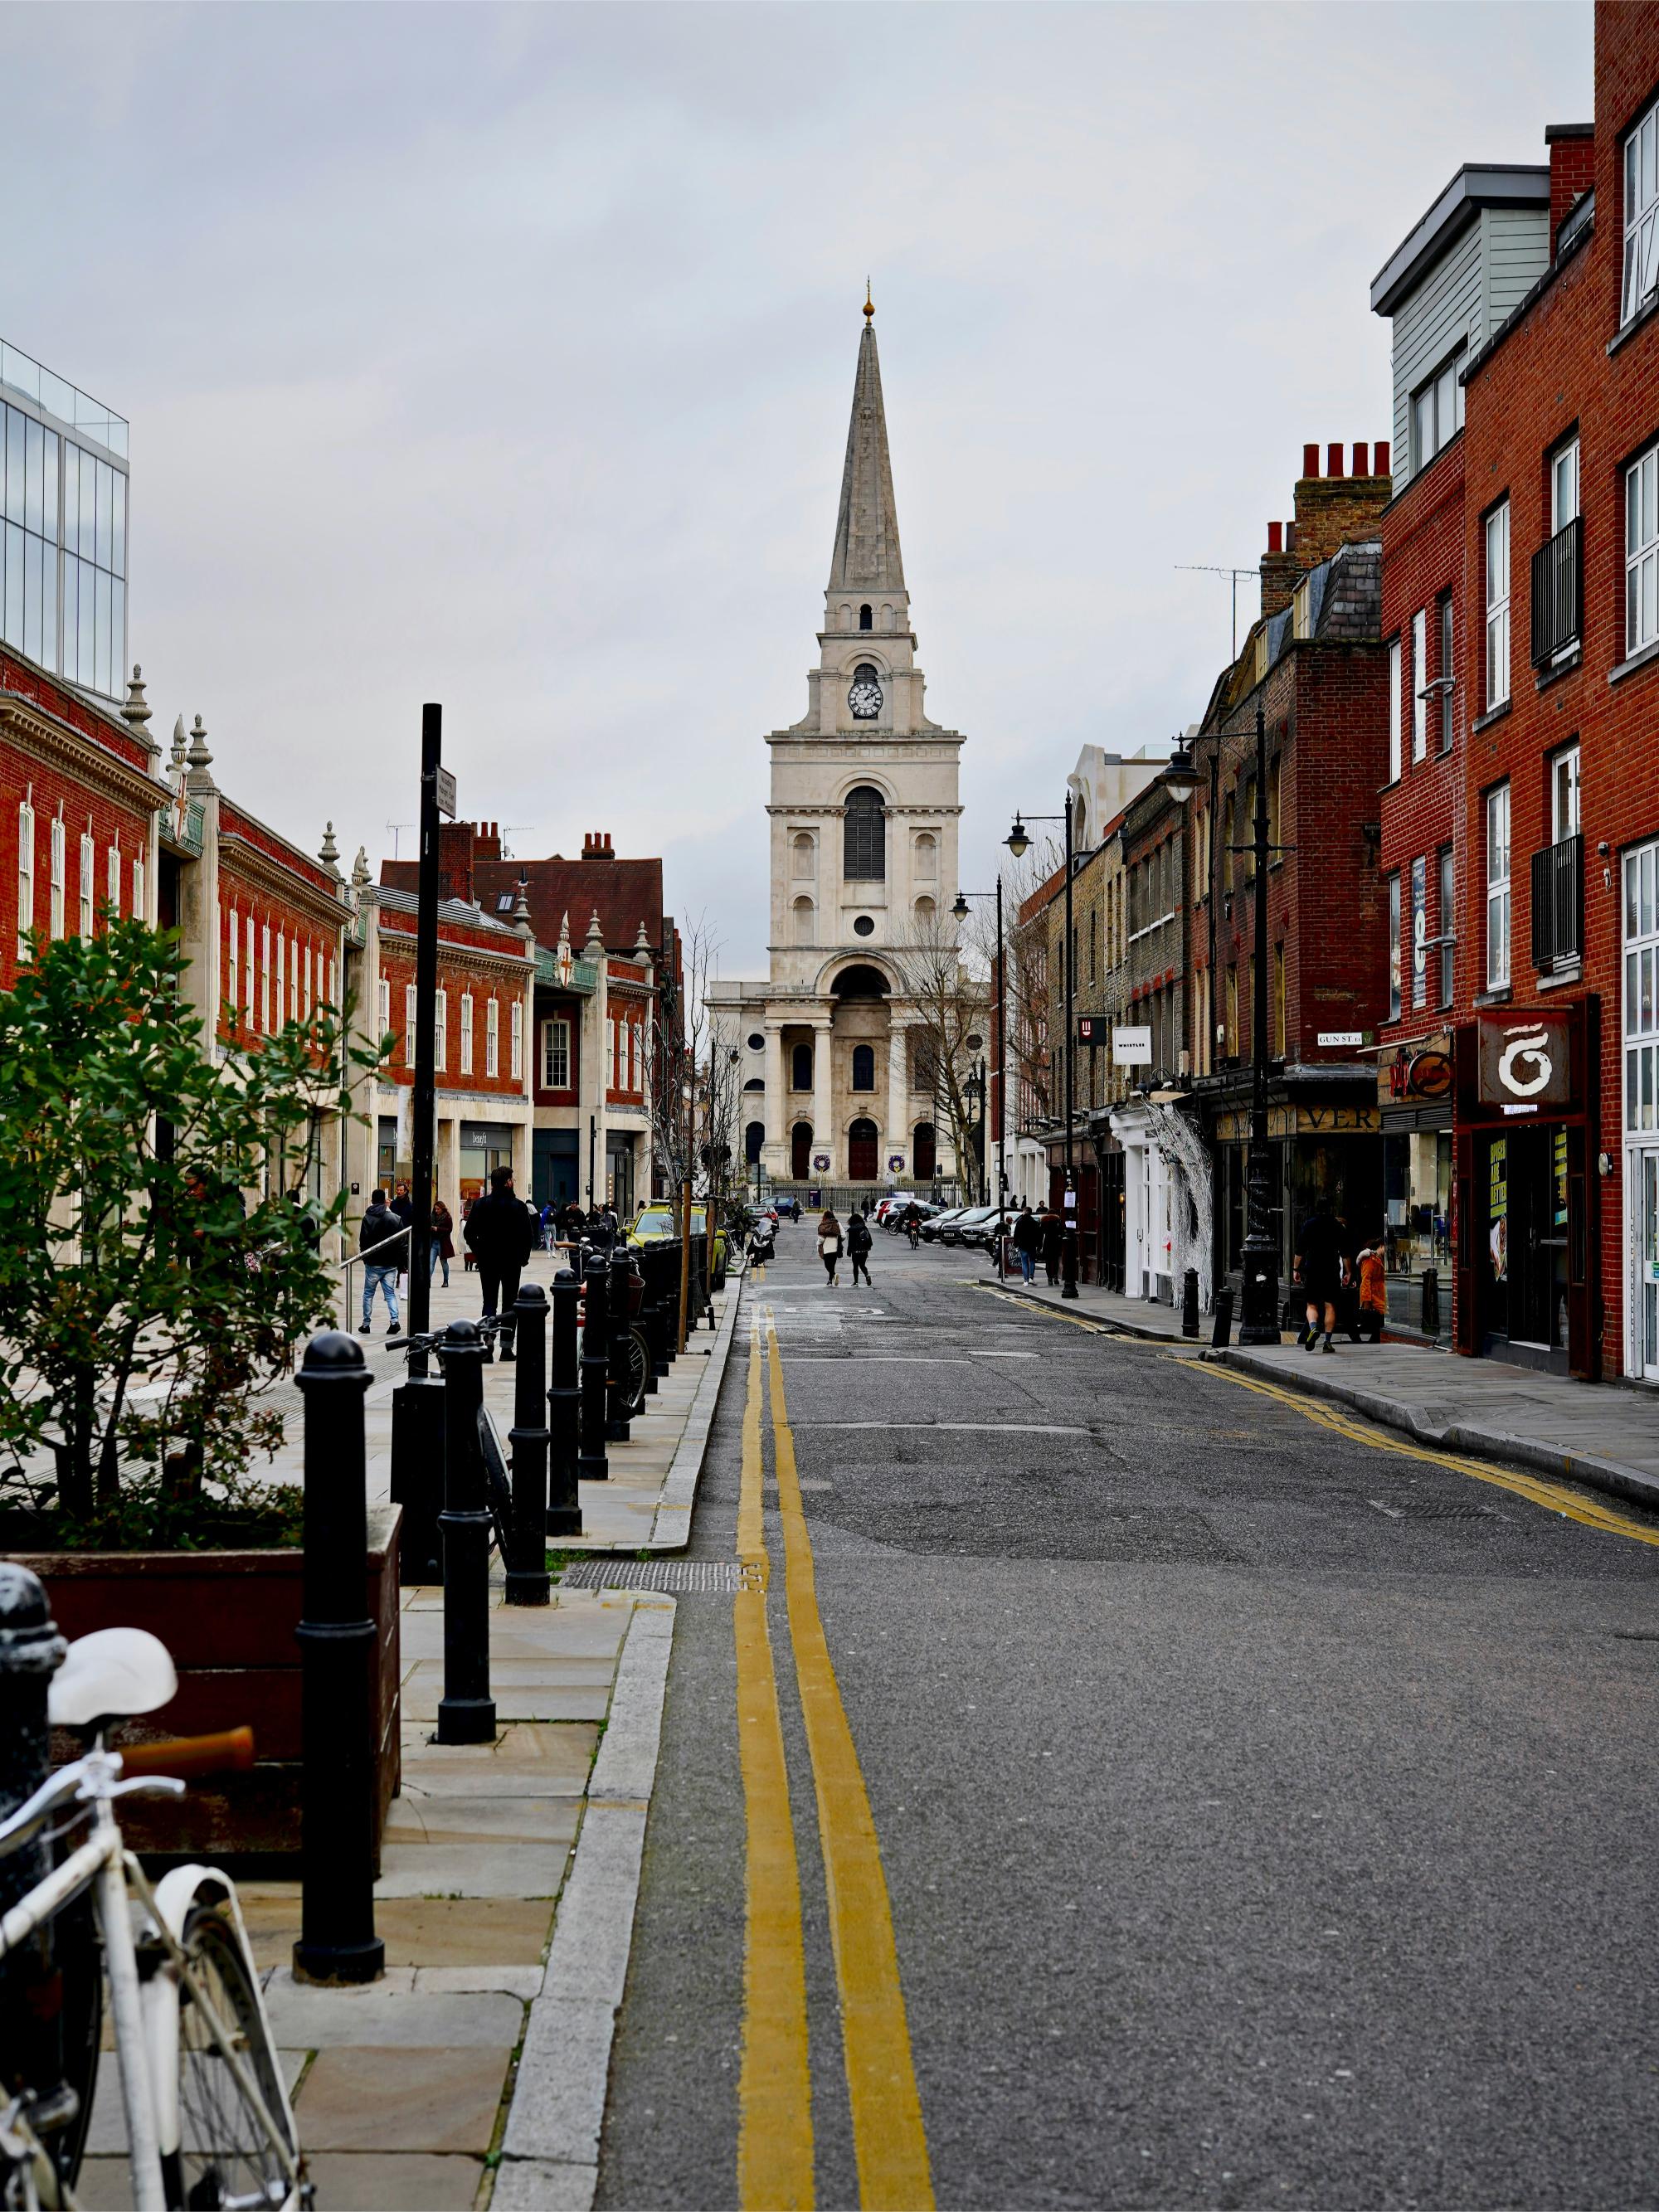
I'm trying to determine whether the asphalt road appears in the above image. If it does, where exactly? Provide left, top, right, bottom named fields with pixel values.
left=596, top=1222, right=1659, bottom=2211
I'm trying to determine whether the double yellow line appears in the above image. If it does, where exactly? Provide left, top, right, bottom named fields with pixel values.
left=734, top=1309, right=933, bottom=2210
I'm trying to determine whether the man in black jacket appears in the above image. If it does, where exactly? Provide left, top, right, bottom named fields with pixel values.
left=358, top=1191, right=406, bottom=1337
left=464, top=1164, right=536, bottom=1358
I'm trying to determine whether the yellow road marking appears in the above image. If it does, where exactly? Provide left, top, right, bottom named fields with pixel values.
left=1190, top=1357, right=1659, bottom=1549
left=766, top=1323, right=935, bottom=2212
left=734, top=1319, right=814, bottom=2209
left=973, top=1282, right=1111, bottom=1333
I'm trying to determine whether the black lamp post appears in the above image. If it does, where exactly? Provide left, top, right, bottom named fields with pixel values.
left=1007, top=797, right=1079, bottom=1297
left=1237, top=702, right=1281, bottom=1344
left=952, top=877, right=1007, bottom=1217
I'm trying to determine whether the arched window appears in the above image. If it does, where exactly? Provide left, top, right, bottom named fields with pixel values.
left=791, top=1043, right=813, bottom=1091
left=792, top=897, right=815, bottom=945
left=742, top=1077, right=765, bottom=1092
left=852, top=1043, right=875, bottom=1091
left=914, top=896, right=937, bottom=926
left=844, top=785, right=886, bottom=882
left=880, top=604, right=896, bottom=631
left=791, top=1122, right=813, bottom=1179
left=913, top=1122, right=937, bottom=1180
left=745, top=1120, right=765, bottom=1165
left=791, top=833, right=815, bottom=878
left=914, top=832, right=937, bottom=879
left=859, top=603, right=873, bottom=630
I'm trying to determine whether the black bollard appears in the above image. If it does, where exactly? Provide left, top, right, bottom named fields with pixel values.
left=1210, top=1287, right=1235, bottom=1349
left=579, top=1253, right=611, bottom=1482
left=0, top=1566, right=68, bottom=2096
left=1421, top=1266, right=1440, bottom=1338
left=660, top=1243, right=680, bottom=1367
left=435, top=1320, right=496, bottom=1744
left=640, top=1247, right=664, bottom=1393
left=389, top=1369, right=445, bottom=1586
left=506, top=1283, right=552, bottom=1606
left=606, top=1247, right=635, bottom=1442
left=1182, top=1268, right=1200, bottom=1339
left=547, top=1266, right=584, bottom=1536
left=294, top=1330, right=385, bottom=1983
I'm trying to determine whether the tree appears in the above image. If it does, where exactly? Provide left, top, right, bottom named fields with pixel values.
left=653, top=916, right=740, bottom=1200
left=886, top=911, right=990, bottom=1198
left=0, top=916, right=385, bottom=1542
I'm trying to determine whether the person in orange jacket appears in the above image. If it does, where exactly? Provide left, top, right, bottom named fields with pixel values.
left=1356, top=1237, right=1388, bottom=1344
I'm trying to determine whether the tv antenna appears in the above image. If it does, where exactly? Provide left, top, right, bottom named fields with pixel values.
left=501, top=825, right=536, bottom=861
left=385, top=820, right=414, bottom=860
left=1175, top=565, right=1259, bottom=659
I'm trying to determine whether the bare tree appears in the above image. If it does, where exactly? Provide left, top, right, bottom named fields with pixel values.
left=654, top=916, right=742, bottom=1200
left=959, top=839, right=1063, bottom=1152
left=886, top=911, right=990, bottom=1198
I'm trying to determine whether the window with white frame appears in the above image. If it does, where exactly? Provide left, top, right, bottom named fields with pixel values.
left=244, top=916, right=254, bottom=1018
left=485, top=996, right=499, bottom=1077
left=1388, top=636, right=1402, bottom=780
left=78, top=832, right=95, bottom=934
left=510, top=999, right=523, bottom=1081
left=460, top=991, right=474, bottom=1074
left=49, top=818, right=64, bottom=939
left=229, top=909, right=240, bottom=1015
left=276, top=936, right=285, bottom=1027
left=17, top=800, right=32, bottom=958
left=106, top=843, right=119, bottom=917
left=289, top=937, right=299, bottom=1022
left=328, top=956, right=337, bottom=1005
left=626, top=1014, right=637, bottom=1092
left=1388, top=873, right=1402, bottom=1021
left=377, top=976, right=390, bottom=1040
left=542, top=1016, right=571, bottom=1090
left=1625, top=840, right=1659, bottom=1132
left=1412, top=608, right=1428, bottom=762
left=1485, top=502, right=1511, bottom=710
left=404, top=983, right=416, bottom=1065
left=1623, top=94, right=1659, bottom=325
left=434, top=987, right=447, bottom=1071
left=131, top=851, right=144, bottom=924
left=1438, top=596, right=1455, bottom=751
left=1627, top=445, right=1658, bottom=656
left=607, top=1014, right=619, bottom=1091
left=1410, top=347, right=1465, bottom=472
left=1552, top=742, right=1581, bottom=843
left=261, top=924, right=271, bottom=1033
left=1438, top=845, right=1455, bottom=1008
left=1551, top=437, right=1580, bottom=532
left=304, top=946, right=313, bottom=1017
left=1411, top=853, right=1428, bottom=1009
left=1486, top=784, right=1511, bottom=989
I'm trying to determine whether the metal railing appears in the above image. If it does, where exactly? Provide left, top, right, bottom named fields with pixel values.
left=1531, top=833, right=1584, bottom=970
left=1530, top=514, right=1583, bottom=667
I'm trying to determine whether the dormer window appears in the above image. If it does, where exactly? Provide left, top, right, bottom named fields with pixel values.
left=1410, top=347, right=1464, bottom=474
left=859, top=603, right=873, bottom=630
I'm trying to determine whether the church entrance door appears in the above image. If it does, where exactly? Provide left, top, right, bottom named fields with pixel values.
left=791, top=1122, right=813, bottom=1180
left=849, top=1118, right=879, bottom=1181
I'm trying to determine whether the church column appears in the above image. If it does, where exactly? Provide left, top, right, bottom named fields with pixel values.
left=762, top=1021, right=786, bottom=1162
left=811, top=1015, right=834, bottom=1179
left=886, top=1014, right=910, bottom=1172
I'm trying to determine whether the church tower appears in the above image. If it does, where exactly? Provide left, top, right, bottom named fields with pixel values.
left=708, top=297, right=966, bottom=1193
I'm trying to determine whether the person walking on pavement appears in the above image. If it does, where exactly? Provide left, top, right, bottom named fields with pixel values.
left=429, top=1197, right=455, bottom=1289
left=1355, top=1234, right=1388, bottom=1344
left=1296, top=1194, right=1346, bottom=1353
left=817, top=1208, right=843, bottom=1286
left=1012, top=1203, right=1041, bottom=1283
left=847, top=1207, right=873, bottom=1287
left=358, top=1189, right=406, bottom=1337
left=465, top=1164, right=536, bottom=1358
left=1039, top=1204, right=1063, bottom=1287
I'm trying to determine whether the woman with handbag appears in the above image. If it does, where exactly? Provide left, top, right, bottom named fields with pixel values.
left=817, top=1208, right=842, bottom=1287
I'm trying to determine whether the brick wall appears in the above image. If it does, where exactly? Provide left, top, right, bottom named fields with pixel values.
left=216, top=858, right=343, bottom=1046
left=377, top=926, right=532, bottom=1098
left=1, top=736, right=157, bottom=989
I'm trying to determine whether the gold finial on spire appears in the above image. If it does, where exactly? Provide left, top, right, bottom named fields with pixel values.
left=864, top=277, right=874, bottom=321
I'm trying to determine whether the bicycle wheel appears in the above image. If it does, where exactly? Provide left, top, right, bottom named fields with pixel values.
left=168, top=1903, right=296, bottom=2211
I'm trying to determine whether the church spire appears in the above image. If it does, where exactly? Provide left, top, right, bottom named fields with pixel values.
left=828, top=299, right=904, bottom=595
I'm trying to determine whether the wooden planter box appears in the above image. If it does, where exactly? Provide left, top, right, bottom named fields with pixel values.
left=20, top=1505, right=401, bottom=1873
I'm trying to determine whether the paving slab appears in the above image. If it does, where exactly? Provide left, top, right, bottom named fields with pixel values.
left=303, top=2154, right=484, bottom=2210
left=296, top=2046, right=512, bottom=2154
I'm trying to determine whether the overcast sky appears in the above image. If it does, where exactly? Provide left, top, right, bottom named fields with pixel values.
left=2, top=0, right=1590, bottom=976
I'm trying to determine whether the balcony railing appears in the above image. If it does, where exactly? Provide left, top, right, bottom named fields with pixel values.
left=1530, top=514, right=1583, bottom=667
left=1531, top=833, right=1584, bottom=971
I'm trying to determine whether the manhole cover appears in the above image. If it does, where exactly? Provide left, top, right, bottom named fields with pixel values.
left=1367, top=1498, right=1504, bottom=1522
left=557, top=1558, right=753, bottom=1592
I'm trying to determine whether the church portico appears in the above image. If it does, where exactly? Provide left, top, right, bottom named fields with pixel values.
left=707, top=295, right=967, bottom=1198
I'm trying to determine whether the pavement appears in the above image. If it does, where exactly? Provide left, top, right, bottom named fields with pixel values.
left=76, top=1253, right=742, bottom=2212
left=597, top=1222, right=1659, bottom=2209
left=995, top=1267, right=1659, bottom=1513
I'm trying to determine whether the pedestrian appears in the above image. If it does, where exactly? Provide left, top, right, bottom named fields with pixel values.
left=847, top=1207, right=873, bottom=1286
left=460, top=1193, right=477, bottom=1271
left=464, top=1164, right=537, bottom=1358
left=1355, top=1235, right=1387, bottom=1344
left=358, top=1189, right=406, bottom=1338
left=388, top=1179, right=415, bottom=1299
left=1012, top=1203, right=1041, bottom=1283
left=1039, top=1205, right=1063, bottom=1287
left=817, top=1208, right=842, bottom=1286
left=862, top=1195, right=873, bottom=1219
left=561, top=1198, right=586, bottom=1245
left=430, top=1197, right=455, bottom=1289
left=539, top=1199, right=557, bottom=1252
left=902, top=1199, right=922, bottom=1248
left=1296, top=1195, right=1346, bottom=1353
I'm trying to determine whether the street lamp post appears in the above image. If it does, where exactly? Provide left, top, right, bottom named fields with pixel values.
left=953, top=878, right=1008, bottom=1264
left=1237, top=702, right=1281, bottom=1344
left=1006, top=797, right=1079, bottom=1298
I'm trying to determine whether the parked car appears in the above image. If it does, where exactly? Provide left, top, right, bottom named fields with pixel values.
left=627, top=1203, right=731, bottom=1288
left=940, top=1204, right=1002, bottom=1247
left=961, top=1207, right=1019, bottom=1252
left=919, top=1206, right=971, bottom=1242
left=775, top=1195, right=802, bottom=1221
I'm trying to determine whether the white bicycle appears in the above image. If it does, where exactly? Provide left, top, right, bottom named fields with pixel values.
left=0, top=1628, right=304, bottom=2210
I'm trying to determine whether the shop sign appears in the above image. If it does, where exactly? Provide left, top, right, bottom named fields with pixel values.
left=1110, top=1023, right=1152, bottom=1065
left=1214, top=1102, right=1382, bottom=1144
left=1477, top=1014, right=1571, bottom=1112
left=1379, top=1034, right=1454, bottom=1106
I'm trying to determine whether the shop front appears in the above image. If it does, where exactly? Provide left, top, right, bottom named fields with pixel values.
left=1111, top=1100, right=1172, bottom=1304
left=533, top=1128, right=580, bottom=1208
left=1087, top=1115, right=1126, bottom=1293
left=1201, top=1072, right=1382, bottom=1304
left=1376, top=1035, right=1454, bottom=1344
left=1044, top=1135, right=1098, bottom=1285
left=460, top=1119, right=518, bottom=1203
left=1452, top=1005, right=1600, bottom=1377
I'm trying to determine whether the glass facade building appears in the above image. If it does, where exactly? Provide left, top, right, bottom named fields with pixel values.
left=0, top=339, right=128, bottom=698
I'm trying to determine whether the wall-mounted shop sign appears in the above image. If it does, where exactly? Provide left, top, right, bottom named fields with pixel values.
left=1111, top=1024, right=1151, bottom=1065
left=1213, top=1102, right=1382, bottom=1144
left=1379, top=1033, right=1455, bottom=1106
left=1477, top=1014, right=1572, bottom=1112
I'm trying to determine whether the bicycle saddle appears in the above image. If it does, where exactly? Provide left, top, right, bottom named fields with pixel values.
left=49, top=1627, right=178, bottom=1728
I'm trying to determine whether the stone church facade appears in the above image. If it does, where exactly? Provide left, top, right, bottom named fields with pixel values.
left=708, top=304, right=966, bottom=1192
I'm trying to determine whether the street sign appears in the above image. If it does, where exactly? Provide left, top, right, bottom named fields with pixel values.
left=1318, top=1030, right=1364, bottom=1048
left=1112, top=1024, right=1152, bottom=1066
left=1077, top=1014, right=1107, bottom=1047
left=434, top=766, right=457, bottom=820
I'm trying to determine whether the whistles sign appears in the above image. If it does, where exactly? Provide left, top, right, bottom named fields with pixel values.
left=1477, top=1014, right=1573, bottom=1111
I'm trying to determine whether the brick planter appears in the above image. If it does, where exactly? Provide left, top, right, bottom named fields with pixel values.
left=20, top=1505, right=401, bottom=1872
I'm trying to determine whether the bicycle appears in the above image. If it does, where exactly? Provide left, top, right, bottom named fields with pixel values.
left=0, top=1626, right=304, bottom=2211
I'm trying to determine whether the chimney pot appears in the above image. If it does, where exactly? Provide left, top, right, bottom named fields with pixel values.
left=1303, top=443, right=1320, bottom=479
left=1327, top=441, right=1344, bottom=479
left=1352, top=440, right=1369, bottom=476
left=1374, top=438, right=1389, bottom=477
left=1267, top=522, right=1283, bottom=554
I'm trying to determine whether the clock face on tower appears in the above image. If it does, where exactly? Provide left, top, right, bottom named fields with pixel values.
left=848, top=664, right=883, bottom=720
